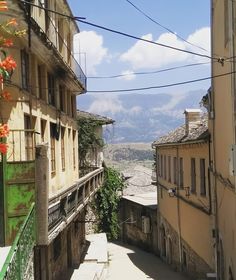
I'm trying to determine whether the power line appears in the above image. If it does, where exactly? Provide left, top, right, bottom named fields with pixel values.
left=77, top=19, right=214, bottom=61
left=88, top=62, right=210, bottom=79
left=87, top=71, right=236, bottom=93
left=125, top=0, right=209, bottom=53
left=21, top=0, right=216, bottom=61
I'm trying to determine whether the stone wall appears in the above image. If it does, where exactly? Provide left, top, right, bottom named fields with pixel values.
left=159, top=216, right=213, bottom=279
left=119, top=198, right=159, bottom=255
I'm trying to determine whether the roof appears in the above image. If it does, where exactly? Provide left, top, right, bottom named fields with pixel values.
left=77, top=110, right=115, bottom=125
left=153, top=115, right=209, bottom=146
left=122, top=192, right=157, bottom=209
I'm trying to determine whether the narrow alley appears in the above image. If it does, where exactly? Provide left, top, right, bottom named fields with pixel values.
left=106, top=242, right=190, bottom=280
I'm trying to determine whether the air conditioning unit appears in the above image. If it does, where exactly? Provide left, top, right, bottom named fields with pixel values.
left=142, top=216, right=151, bottom=234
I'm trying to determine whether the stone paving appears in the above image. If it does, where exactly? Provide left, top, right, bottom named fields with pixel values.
left=106, top=241, right=191, bottom=280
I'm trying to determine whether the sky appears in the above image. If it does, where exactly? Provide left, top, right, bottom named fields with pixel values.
left=67, top=0, right=211, bottom=114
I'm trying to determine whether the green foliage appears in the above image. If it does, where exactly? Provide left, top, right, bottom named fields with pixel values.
left=77, top=118, right=104, bottom=167
left=93, top=166, right=126, bottom=240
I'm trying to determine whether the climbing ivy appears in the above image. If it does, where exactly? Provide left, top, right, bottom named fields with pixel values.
left=77, top=118, right=104, bottom=168
left=93, top=166, right=126, bottom=240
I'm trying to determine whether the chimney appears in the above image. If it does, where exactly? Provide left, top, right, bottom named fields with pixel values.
left=184, top=109, right=201, bottom=135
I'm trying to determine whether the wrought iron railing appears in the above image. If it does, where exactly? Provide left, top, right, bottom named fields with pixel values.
left=0, top=204, right=36, bottom=280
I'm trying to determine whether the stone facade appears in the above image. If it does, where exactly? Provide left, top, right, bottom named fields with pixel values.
left=119, top=194, right=158, bottom=255
left=159, top=216, right=213, bottom=279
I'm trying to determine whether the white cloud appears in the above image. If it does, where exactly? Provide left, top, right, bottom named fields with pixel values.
left=120, top=27, right=210, bottom=70
left=118, top=70, right=136, bottom=81
left=128, top=106, right=142, bottom=114
left=73, top=31, right=108, bottom=75
left=88, top=95, right=124, bottom=115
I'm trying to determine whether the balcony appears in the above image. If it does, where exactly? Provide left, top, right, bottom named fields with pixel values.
left=17, top=1, right=87, bottom=91
left=48, top=167, right=104, bottom=240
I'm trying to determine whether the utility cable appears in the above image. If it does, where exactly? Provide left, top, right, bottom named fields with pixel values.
left=76, top=19, right=214, bottom=61
left=125, top=0, right=209, bottom=53
left=87, top=70, right=236, bottom=93
left=20, top=0, right=216, bottom=61
left=87, top=62, right=210, bottom=79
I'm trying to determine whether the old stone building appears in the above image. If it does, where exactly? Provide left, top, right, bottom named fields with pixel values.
left=153, top=109, right=214, bottom=279
left=0, top=1, right=105, bottom=279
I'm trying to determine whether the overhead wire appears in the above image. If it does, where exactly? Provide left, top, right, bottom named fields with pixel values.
left=87, top=62, right=210, bottom=79
left=86, top=70, right=236, bottom=93
left=124, top=0, right=209, bottom=53
left=20, top=0, right=217, bottom=62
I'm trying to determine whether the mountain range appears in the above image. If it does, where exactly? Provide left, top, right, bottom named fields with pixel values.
left=77, top=89, right=207, bottom=143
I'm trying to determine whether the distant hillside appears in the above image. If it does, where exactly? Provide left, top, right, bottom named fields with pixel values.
left=104, top=143, right=154, bottom=171
left=77, top=89, right=206, bottom=143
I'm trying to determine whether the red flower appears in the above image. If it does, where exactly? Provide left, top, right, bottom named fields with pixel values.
left=6, top=18, right=17, bottom=26
left=0, top=143, right=8, bottom=154
left=0, top=1, right=8, bottom=11
left=1, top=90, right=11, bottom=100
left=0, top=124, right=9, bottom=137
left=0, top=55, right=17, bottom=71
left=3, top=38, right=13, bottom=47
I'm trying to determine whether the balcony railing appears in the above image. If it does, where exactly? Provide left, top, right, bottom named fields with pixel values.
left=0, top=204, right=36, bottom=280
left=18, top=1, right=87, bottom=91
left=48, top=167, right=104, bottom=235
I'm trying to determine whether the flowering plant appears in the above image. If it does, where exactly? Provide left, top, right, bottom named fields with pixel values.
left=0, top=0, right=25, bottom=154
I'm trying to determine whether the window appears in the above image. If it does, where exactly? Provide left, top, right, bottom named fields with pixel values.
left=191, top=158, right=196, bottom=193
left=168, top=156, right=171, bottom=182
left=179, top=157, right=184, bottom=188
left=48, top=73, right=55, bottom=106
left=37, top=65, right=43, bottom=99
left=61, top=127, right=65, bottom=170
left=160, top=155, right=163, bottom=177
left=24, top=114, right=34, bottom=160
left=59, top=85, right=65, bottom=112
left=21, top=50, right=29, bottom=90
left=173, top=157, right=177, bottom=184
left=164, top=155, right=167, bottom=180
left=71, top=95, right=76, bottom=118
left=67, top=91, right=71, bottom=115
left=50, top=123, right=56, bottom=175
left=200, top=158, right=206, bottom=196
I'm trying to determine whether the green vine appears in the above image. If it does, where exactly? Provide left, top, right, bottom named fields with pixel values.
left=93, top=166, right=126, bottom=240
left=77, top=118, right=104, bottom=168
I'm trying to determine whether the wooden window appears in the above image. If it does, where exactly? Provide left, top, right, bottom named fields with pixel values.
left=179, top=157, right=184, bottom=188
left=48, top=73, right=55, bottom=106
left=61, top=127, right=65, bottom=170
left=37, top=65, right=43, bottom=99
left=160, top=155, right=163, bottom=178
left=24, top=114, right=34, bottom=160
left=168, top=156, right=171, bottom=182
left=191, top=158, right=196, bottom=193
left=200, top=158, right=206, bottom=196
left=59, top=85, right=65, bottom=112
left=21, top=50, right=29, bottom=90
left=173, top=157, right=177, bottom=184
left=164, top=155, right=167, bottom=180
left=67, top=91, right=71, bottom=116
left=71, top=95, right=76, bottom=118
left=50, top=123, right=56, bottom=175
